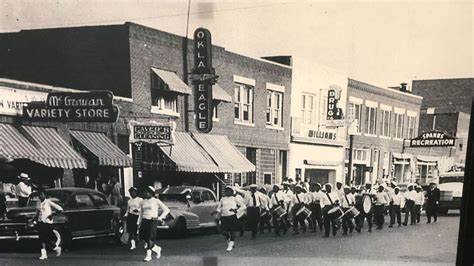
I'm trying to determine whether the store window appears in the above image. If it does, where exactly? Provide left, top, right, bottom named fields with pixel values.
left=393, top=159, right=410, bottom=183
left=381, top=109, right=391, bottom=137
left=234, top=83, right=254, bottom=124
left=348, top=102, right=362, bottom=133
left=394, top=113, right=405, bottom=139
left=365, top=106, right=377, bottom=135
left=264, top=173, right=272, bottom=185
left=301, top=94, right=315, bottom=125
left=151, top=91, right=178, bottom=114
left=266, top=90, right=283, bottom=127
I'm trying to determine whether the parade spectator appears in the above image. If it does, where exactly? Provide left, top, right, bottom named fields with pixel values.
left=105, top=176, right=123, bottom=207
left=0, top=185, right=6, bottom=220
left=16, top=173, right=32, bottom=207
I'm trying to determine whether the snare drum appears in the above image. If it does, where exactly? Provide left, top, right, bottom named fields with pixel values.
left=327, top=206, right=344, bottom=220
left=362, top=195, right=372, bottom=214
left=260, top=209, right=271, bottom=220
left=296, top=206, right=312, bottom=220
left=271, top=206, right=287, bottom=220
left=343, top=206, right=360, bottom=219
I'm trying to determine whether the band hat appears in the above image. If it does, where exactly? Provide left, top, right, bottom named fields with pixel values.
left=282, top=181, right=290, bottom=185
left=336, top=181, right=342, bottom=184
left=146, top=186, right=155, bottom=193
left=344, top=185, right=351, bottom=189
left=224, top=186, right=234, bottom=192
left=394, top=186, right=400, bottom=190
left=365, top=181, right=372, bottom=185
left=324, top=183, right=332, bottom=189
left=391, top=181, right=398, bottom=186
left=128, top=187, right=138, bottom=192
left=250, top=184, right=258, bottom=189
left=295, top=184, right=303, bottom=189
left=316, top=183, right=322, bottom=187
left=19, top=173, right=30, bottom=179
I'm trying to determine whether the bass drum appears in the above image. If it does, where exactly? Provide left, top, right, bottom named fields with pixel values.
left=362, top=195, right=372, bottom=214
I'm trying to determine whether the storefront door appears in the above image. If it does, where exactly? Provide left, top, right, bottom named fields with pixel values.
left=304, top=169, right=330, bottom=185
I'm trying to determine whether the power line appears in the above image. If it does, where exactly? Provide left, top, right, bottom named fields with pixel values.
left=0, top=2, right=296, bottom=32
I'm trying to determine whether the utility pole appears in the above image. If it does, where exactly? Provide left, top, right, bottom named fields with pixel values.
left=347, top=134, right=354, bottom=185
left=182, top=0, right=192, bottom=132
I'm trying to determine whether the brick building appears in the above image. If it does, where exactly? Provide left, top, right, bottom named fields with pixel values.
left=412, top=78, right=474, bottom=169
left=345, top=79, right=424, bottom=186
left=0, top=22, right=292, bottom=188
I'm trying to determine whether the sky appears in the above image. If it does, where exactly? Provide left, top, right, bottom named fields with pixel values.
left=0, top=0, right=472, bottom=88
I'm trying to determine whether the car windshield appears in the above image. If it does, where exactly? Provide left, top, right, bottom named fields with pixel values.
left=158, top=193, right=187, bottom=203
left=28, top=191, right=68, bottom=207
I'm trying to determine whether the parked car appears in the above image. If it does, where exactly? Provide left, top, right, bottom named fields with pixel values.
left=0, top=188, right=122, bottom=247
left=156, top=186, right=219, bottom=237
left=437, top=171, right=464, bottom=215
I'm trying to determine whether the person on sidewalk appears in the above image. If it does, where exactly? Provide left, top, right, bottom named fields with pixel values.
left=139, top=186, right=170, bottom=262
left=216, top=186, right=243, bottom=252
left=16, top=173, right=32, bottom=207
left=426, top=182, right=440, bottom=223
left=35, top=189, right=63, bottom=260
left=389, top=187, right=404, bottom=227
left=124, top=187, right=142, bottom=250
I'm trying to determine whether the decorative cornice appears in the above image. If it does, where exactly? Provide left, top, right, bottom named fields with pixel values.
left=348, top=78, right=423, bottom=105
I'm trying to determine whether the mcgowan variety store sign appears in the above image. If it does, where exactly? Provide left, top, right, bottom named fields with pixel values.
left=409, top=130, right=456, bottom=147
left=23, top=91, right=119, bottom=122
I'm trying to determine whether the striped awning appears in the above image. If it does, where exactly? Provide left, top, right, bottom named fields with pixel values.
left=70, top=130, right=133, bottom=167
left=213, top=84, right=232, bottom=102
left=151, top=67, right=192, bottom=95
left=0, top=124, right=44, bottom=164
left=192, top=133, right=256, bottom=173
left=21, top=125, right=87, bottom=169
left=158, top=132, right=220, bottom=173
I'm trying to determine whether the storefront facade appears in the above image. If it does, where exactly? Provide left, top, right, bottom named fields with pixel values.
left=287, top=59, right=348, bottom=185
left=345, top=79, right=423, bottom=186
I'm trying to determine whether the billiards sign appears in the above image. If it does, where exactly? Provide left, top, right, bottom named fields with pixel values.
left=409, top=130, right=456, bottom=147
left=191, top=27, right=217, bottom=133
left=23, top=91, right=119, bottom=122
left=326, top=86, right=344, bottom=127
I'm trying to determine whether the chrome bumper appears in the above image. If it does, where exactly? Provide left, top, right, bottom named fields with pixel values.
left=156, top=225, right=170, bottom=229
left=0, top=233, right=39, bottom=241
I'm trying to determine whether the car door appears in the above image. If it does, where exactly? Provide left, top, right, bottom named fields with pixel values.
left=89, top=192, right=116, bottom=234
left=67, top=193, right=98, bottom=237
left=199, top=190, right=218, bottom=225
left=188, top=190, right=206, bottom=223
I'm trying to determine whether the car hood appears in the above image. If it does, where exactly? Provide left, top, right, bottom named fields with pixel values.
left=5, top=207, right=37, bottom=223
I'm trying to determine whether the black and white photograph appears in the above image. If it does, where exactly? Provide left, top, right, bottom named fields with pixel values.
left=0, top=0, right=472, bottom=265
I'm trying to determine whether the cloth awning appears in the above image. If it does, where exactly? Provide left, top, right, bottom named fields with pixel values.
left=304, top=160, right=340, bottom=167
left=70, top=130, right=132, bottom=167
left=151, top=67, right=192, bottom=95
left=416, top=155, right=438, bottom=163
left=157, top=132, right=220, bottom=173
left=213, top=84, right=232, bottom=102
left=192, top=133, right=256, bottom=173
left=21, top=125, right=87, bottom=169
left=0, top=124, right=44, bottom=164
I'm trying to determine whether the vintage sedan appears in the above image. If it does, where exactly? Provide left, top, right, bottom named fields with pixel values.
left=0, top=188, right=121, bottom=247
left=157, top=186, right=219, bottom=237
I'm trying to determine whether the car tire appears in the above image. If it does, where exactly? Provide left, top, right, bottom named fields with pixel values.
left=172, top=217, right=187, bottom=238
left=438, top=207, right=449, bottom=216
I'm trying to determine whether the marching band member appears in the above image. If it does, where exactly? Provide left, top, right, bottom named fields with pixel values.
left=353, top=186, right=364, bottom=233
left=335, top=182, right=345, bottom=203
left=321, top=183, right=340, bottom=237
left=340, top=185, right=355, bottom=235
left=243, top=184, right=265, bottom=239
left=414, top=185, right=425, bottom=224
left=373, top=185, right=390, bottom=230
left=35, top=189, right=63, bottom=260
left=361, top=182, right=376, bottom=232
left=282, top=181, right=294, bottom=228
left=403, top=184, right=416, bottom=226
left=258, top=187, right=272, bottom=234
left=308, top=183, right=324, bottom=233
left=125, top=187, right=142, bottom=250
left=389, top=187, right=404, bottom=227
left=289, top=184, right=309, bottom=234
left=216, top=186, right=243, bottom=252
left=270, top=184, right=288, bottom=236
left=233, top=189, right=246, bottom=236
left=387, top=181, right=396, bottom=226
left=139, top=186, right=170, bottom=262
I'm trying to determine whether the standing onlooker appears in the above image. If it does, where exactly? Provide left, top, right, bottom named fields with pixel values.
left=426, top=182, right=440, bottom=223
left=16, top=173, right=32, bottom=207
left=106, top=176, right=123, bottom=207
left=0, top=184, right=6, bottom=220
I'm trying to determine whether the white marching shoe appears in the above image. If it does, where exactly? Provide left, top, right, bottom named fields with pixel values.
left=53, top=246, right=62, bottom=257
left=130, top=239, right=136, bottom=250
left=226, top=241, right=234, bottom=252
left=152, top=245, right=162, bottom=259
left=39, top=248, right=47, bottom=260
left=143, top=249, right=152, bottom=262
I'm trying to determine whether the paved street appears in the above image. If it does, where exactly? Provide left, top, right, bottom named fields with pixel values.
left=0, top=213, right=459, bottom=266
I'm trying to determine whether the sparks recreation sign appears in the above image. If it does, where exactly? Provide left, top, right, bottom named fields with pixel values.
left=192, top=27, right=216, bottom=133
left=22, top=91, right=119, bottom=122
left=409, top=130, right=456, bottom=147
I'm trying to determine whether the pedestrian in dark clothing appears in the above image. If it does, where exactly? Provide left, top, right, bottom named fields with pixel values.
left=426, top=182, right=440, bottom=223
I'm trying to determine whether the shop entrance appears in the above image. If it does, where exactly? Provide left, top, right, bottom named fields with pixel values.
left=304, top=169, right=331, bottom=185
left=353, top=164, right=366, bottom=185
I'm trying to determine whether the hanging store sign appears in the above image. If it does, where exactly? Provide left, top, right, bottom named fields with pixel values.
left=191, top=27, right=215, bottom=133
left=326, top=86, right=344, bottom=127
left=129, top=121, right=175, bottom=145
left=409, top=130, right=456, bottom=147
left=22, top=91, right=119, bottom=122
left=0, top=86, right=47, bottom=116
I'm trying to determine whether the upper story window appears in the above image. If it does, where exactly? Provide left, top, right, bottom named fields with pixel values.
left=348, top=102, right=362, bottom=133
left=301, top=93, right=315, bottom=125
left=407, top=114, right=417, bottom=139
left=150, top=68, right=188, bottom=117
left=381, top=107, right=392, bottom=138
left=234, top=82, right=254, bottom=124
left=266, top=90, right=283, bottom=127
left=365, top=101, right=378, bottom=136
left=394, top=111, right=405, bottom=139
left=152, top=91, right=177, bottom=113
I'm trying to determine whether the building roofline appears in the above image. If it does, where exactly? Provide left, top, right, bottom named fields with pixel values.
left=0, top=77, right=133, bottom=102
left=413, top=77, right=474, bottom=82
left=348, top=78, right=423, bottom=100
